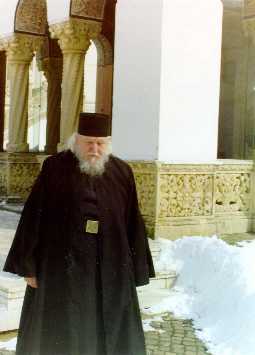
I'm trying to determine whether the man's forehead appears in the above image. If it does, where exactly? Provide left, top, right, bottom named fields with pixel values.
left=78, top=134, right=109, bottom=142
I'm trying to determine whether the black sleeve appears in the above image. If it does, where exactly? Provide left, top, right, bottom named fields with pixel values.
left=3, top=159, right=49, bottom=277
left=127, top=168, right=155, bottom=286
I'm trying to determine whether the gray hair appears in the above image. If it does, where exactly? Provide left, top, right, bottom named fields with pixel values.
left=66, top=133, right=112, bottom=176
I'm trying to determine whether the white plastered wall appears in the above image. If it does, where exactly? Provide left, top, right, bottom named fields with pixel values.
left=112, top=0, right=223, bottom=162
left=112, top=0, right=163, bottom=160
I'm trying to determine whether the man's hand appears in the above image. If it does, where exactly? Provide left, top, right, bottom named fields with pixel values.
left=25, top=277, right=38, bottom=288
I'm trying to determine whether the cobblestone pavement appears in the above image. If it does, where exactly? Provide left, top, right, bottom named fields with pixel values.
left=144, top=312, right=211, bottom=355
left=0, top=314, right=210, bottom=355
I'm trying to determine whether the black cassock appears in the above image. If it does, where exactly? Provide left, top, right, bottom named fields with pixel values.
left=3, top=150, right=155, bottom=355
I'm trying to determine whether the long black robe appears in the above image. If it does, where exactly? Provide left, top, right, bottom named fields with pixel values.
left=3, top=150, right=155, bottom=355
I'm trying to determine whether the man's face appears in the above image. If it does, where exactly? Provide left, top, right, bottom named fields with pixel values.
left=76, top=134, right=109, bottom=164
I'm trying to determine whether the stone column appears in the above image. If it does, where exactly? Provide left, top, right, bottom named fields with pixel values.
left=42, top=57, right=63, bottom=154
left=4, top=35, right=42, bottom=153
left=0, top=51, right=6, bottom=151
left=50, top=19, right=102, bottom=151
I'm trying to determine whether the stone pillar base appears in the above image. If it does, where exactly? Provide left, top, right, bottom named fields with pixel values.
left=0, top=152, right=41, bottom=201
left=129, top=160, right=255, bottom=239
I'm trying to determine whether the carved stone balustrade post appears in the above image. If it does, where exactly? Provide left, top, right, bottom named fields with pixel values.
left=42, top=57, right=63, bottom=154
left=50, top=19, right=102, bottom=151
left=3, top=35, right=42, bottom=153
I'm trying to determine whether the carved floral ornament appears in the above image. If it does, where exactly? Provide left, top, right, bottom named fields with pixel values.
left=1, top=34, right=43, bottom=62
left=70, top=0, right=106, bottom=21
left=128, top=161, right=253, bottom=220
left=50, top=19, right=102, bottom=52
left=15, top=0, right=47, bottom=35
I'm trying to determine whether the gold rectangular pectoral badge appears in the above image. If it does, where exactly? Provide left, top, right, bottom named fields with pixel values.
left=85, top=220, right=99, bottom=234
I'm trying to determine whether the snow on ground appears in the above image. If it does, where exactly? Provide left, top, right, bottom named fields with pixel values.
left=142, top=315, right=165, bottom=333
left=0, top=337, right=17, bottom=351
left=0, top=209, right=20, bottom=230
left=143, top=235, right=255, bottom=355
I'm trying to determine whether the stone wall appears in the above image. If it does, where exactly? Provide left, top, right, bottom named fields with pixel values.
left=130, top=160, right=255, bottom=238
left=0, top=154, right=254, bottom=239
left=0, top=152, right=40, bottom=201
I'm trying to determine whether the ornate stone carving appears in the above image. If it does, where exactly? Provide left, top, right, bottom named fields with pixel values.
left=8, top=159, right=40, bottom=199
left=128, top=161, right=158, bottom=218
left=134, top=173, right=157, bottom=217
left=159, top=174, right=213, bottom=217
left=0, top=153, right=40, bottom=200
left=2, top=157, right=254, bottom=238
left=71, top=0, right=106, bottom=21
left=0, top=153, right=8, bottom=197
left=50, top=19, right=102, bottom=53
left=15, top=0, right=47, bottom=35
left=215, top=173, right=251, bottom=213
left=3, top=34, right=43, bottom=62
left=128, top=160, right=254, bottom=238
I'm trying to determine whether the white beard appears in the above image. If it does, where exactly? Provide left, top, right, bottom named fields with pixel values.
left=67, top=133, right=111, bottom=176
left=76, top=153, right=110, bottom=176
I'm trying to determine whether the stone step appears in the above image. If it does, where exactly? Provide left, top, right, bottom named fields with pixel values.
left=0, top=275, right=26, bottom=332
left=142, top=270, right=177, bottom=293
left=148, top=239, right=161, bottom=259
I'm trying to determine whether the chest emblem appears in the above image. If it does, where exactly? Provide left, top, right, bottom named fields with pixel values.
left=85, top=220, right=99, bottom=234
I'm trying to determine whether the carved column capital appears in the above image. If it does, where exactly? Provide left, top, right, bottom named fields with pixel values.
left=49, top=19, right=102, bottom=53
left=3, top=34, right=43, bottom=63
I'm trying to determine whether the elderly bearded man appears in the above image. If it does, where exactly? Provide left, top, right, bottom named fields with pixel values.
left=3, top=113, right=155, bottom=355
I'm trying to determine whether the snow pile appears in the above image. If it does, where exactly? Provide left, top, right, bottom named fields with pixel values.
left=142, top=315, right=165, bottom=333
left=0, top=337, right=17, bottom=351
left=144, top=235, right=255, bottom=355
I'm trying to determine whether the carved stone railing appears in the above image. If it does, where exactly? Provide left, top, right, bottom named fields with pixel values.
left=0, top=155, right=254, bottom=238
left=0, top=152, right=40, bottom=201
left=129, top=160, right=255, bottom=238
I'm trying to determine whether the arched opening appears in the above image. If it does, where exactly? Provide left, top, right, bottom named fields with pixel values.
left=93, top=35, right=113, bottom=115
left=28, top=56, right=47, bottom=152
left=83, top=42, right=97, bottom=113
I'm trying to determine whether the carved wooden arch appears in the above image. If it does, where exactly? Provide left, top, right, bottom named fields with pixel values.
left=15, top=0, right=47, bottom=36
left=92, top=34, right=113, bottom=66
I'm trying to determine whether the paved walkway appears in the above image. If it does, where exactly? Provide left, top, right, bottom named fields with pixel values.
left=144, top=312, right=210, bottom=355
